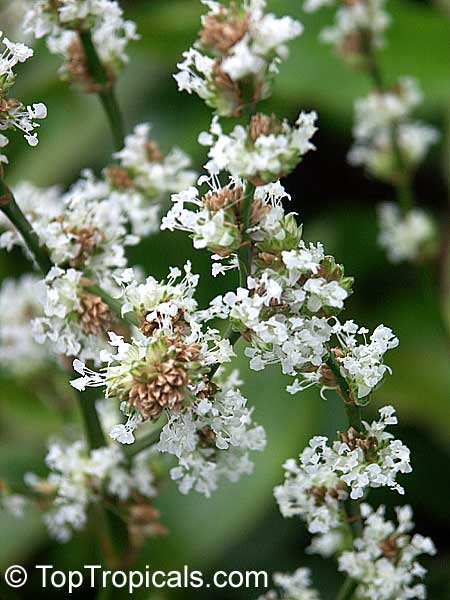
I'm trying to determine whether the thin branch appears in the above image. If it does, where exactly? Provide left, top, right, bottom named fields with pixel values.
left=0, top=174, right=52, bottom=273
left=336, top=576, right=357, bottom=600
left=236, top=182, right=256, bottom=287
left=79, top=30, right=125, bottom=151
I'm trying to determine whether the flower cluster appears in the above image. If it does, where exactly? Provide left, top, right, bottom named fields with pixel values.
left=333, top=321, right=399, bottom=399
left=338, top=504, right=436, bottom=600
left=1, top=172, right=144, bottom=363
left=202, top=233, right=361, bottom=395
left=258, top=568, right=320, bottom=600
left=0, top=274, right=50, bottom=375
left=25, top=439, right=161, bottom=543
left=32, top=267, right=117, bottom=364
left=106, top=122, right=196, bottom=237
left=348, top=77, right=439, bottom=182
left=3, top=171, right=135, bottom=280
left=275, top=407, right=411, bottom=536
left=71, top=263, right=234, bottom=438
left=0, top=181, right=61, bottom=250
left=0, top=32, right=47, bottom=157
left=304, top=0, right=390, bottom=61
left=22, top=0, right=138, bottom=87
left=158, top=371, right=266, bottom=497
left=174, top=0, right=302, bottom=116
left=199, top=112, right=317, bottom=184
left=377, top=202, right=437, bottom=264
left=162, top=175, right=290, bottom=267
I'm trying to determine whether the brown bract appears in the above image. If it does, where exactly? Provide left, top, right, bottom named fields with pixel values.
left=200, top=12, right=249, bottom=53
left=203, top=185, right=244, bottom=212
left=105, top=166, right=135, bottom=190
left=78, top=292, right=114, bottom=336
left=67, top=36, right=114, bottom=93
left=145, top=140, right=164, bottom=162
left=249, top=113, right=281, bottom=142
left=64, top=225, right=103, bottom=268
left=128, top=340, right=202, bottom=420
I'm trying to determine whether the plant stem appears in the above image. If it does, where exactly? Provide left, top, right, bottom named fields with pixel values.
left=1, top=172, right=128, bottom=567
left=360, top=30, right=414, bottom=212
left=336, top=576, right=357, bottom=600
left=79, top=30, right=125, bottom=151
left=333, top=366, right=365, bottom=599
left=0, top=176, right=52, bottom=273
left=237, top=182, right=256, bottom=287
left=123, top=416, right=167, bottom=461
left=76, top=388, right=107, bottom=449
left=326, top=353, right=355, bottom=408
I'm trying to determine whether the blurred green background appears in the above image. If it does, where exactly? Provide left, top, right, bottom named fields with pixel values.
left=0, top=0, right=449, bottom=598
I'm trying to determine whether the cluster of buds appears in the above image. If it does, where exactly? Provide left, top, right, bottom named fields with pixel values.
left=0, top=32, right=47, bottom=157
left=71, top=263, right=235, bottom=443
left=72, top=333, right=206, bottom=426
left=203, top=230, right=359, bottom=394
left=174, top=0, right=302, bottom=116
left=2, top=171, right=135, bottom=283
left=199, top=112, right=317, bottom=184
left=22, top=0, right=139, bottom=88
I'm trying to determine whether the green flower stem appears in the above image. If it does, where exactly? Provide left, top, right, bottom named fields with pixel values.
left=76, top=388, right=107, bottom=449
left=1, top=171, right=130, bottom=567
left=79, top=30, right=125, bottom=151
left=0, top=176, right=52, bottom=273
left=336, top=576, right=358, bottom=600
left=332, top=360, right=365, bottom=599
left=123, top=415, right=167, bottom=461
left=360, top=30, right=414, bottom=212
left=237, top=182, right=256, bottom=287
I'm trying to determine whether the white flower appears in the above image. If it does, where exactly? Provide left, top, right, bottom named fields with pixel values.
left=275, top=407, right=411, bottom=532
left=377, top=202, right=436, bottom=263
left=23, top=0, right=139, bottom=81
left=174, top=1, right=302, bottom=116
left=334, top=321, right=399, bottom=398
left=109, top=123, right=196, bottom=237
left=348, top=78, right=439, bottom=181
left=0, top=274, right=51, bottom=375
left=272, top=568, right=320, bottom=600
left=338, top=504, right=436, bottom=600
left=0, top=181, right=62, bottom=252
left=161, top=174, right=245, bottom=254
left=200, top=112, right=317, bottom=183
left=0, top=33, right=47, bottom=151
left=25, top=437, right=157, bottom=542
left=158, top=374, right=266, bottom=497
left=32, top=267, right=110, bottom=364
left=319, top=0, right=390, bottom=53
